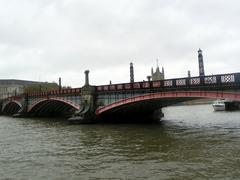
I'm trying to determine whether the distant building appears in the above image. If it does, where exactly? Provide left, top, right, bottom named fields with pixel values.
left=151, top=66, right=165, bottom=81
left=0, top=79, right=41, bottom=99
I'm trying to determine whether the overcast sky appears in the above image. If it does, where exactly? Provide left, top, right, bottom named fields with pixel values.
left=0, top=0, right=239, bottom=87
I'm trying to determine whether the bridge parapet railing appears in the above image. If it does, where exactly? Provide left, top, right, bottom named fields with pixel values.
left=2, top=87, right=82, bottom=103
left=2, top=94, right=24, bottom=102
left=96, top=72, right=240, bottom=93
left=27, top=88, right=81, bottom=98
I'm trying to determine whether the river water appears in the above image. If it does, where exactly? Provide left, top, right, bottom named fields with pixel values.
left=0, top=104, right=240, bottom=180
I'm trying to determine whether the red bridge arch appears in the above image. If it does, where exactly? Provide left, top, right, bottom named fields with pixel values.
left=28, top=97, right=80, bottom=113
left=96, top=91, right=240, bottom=115
left=2, top=100, right=22, bottom=115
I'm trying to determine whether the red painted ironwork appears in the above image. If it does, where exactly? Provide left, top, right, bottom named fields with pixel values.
left=152, top=81, right=161, bottom=88
left=97, top=86, right=102, bottom=91
left=221, top=75, right=235, bottom=83
left=3, top=100, right=22, bottom=110
left=110, top=85, right=115, bottom=90
left=94, top=73, right=239, bottom=93
left=96, top=91, right=240, bottom=115
left=176, top=79, right=186, bottom=86
left=204, top=76, right=217, bottom=84
left=133, top=82, right=141, bottom=89
left=26, top=87, right=81, bottom=98
left=124, top=83, right=131, bottom=89
left=103, top=86, right=109, bottom=91
left=117, top=84, right=123, bottom=90
left=190, top=77, right=200, bottom=85
left=164, top=80, right=173, bottom=87
left=28, top=97, right=80, bottom=112
left=142, top=82, right=150, bottom=88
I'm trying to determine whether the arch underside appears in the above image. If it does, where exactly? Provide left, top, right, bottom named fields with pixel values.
left=2, top=102, right=22, bottom=115
left=97, top=97, right=199, bottom=122
left=96, top=91, right=240, bottom=119
left=28, top=100, right=79, bottom=117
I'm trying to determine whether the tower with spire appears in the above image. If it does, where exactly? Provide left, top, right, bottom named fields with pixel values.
left=198, top=49, right=205, bottom=76
left=151, top=59, right=165, bottom=81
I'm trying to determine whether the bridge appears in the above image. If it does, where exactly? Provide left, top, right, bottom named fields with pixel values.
left=1, top=71, right=240, bottom=123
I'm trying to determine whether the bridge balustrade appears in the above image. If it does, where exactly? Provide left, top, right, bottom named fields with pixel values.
left=27, top=88, right=81, bottom=98
left=2, top=73, right=240, bottom=105
left=96, top=72, right=240, bottom=93
left=5, top=95, right=23, bottom=101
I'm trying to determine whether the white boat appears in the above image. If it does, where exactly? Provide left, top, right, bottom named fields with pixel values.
left=212, top=99, right=226, bottom=111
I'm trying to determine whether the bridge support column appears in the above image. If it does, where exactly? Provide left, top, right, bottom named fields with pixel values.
left=225, top=101, right=240, bottom=111
left=68, top=70, right=97, bottom=124
left=12, top=94, right=29, bottom=118
left=0, top=101, right=2, bottom=115
left=152, top=109, right=164, bottom=121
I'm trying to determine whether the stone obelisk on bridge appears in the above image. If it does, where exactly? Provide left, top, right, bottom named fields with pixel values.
left=68, top=70, right=97, bottom=123
left=198, top=49, right=205, bottom=76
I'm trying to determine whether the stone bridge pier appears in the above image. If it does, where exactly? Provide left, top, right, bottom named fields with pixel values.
left=68, top=70, right=97, bottom=123
left=13, top=94, right=29, bottom=117
left=0, top=102, right=2, bottom=115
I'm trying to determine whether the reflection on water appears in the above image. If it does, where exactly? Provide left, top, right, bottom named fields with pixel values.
left=0, top=104, right=240, bottom=179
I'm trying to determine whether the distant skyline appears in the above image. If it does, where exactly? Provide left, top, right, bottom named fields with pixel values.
left=0, top=0, right=239, bottom=87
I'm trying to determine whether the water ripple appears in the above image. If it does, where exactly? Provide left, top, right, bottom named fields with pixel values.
left=1, top=105, right=240, bottom=179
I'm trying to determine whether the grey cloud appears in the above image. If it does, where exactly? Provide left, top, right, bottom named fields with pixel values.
left=0, top=0, right=239, bottom=87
